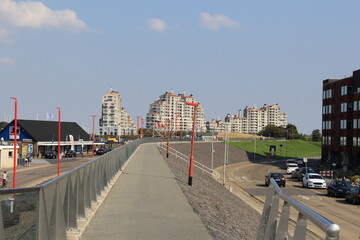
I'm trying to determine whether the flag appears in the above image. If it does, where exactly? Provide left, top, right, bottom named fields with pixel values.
left=46, top=113, right=54, bottom=120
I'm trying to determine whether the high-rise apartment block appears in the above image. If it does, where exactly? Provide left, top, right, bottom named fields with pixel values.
left=99, top=89, right=136, bottom=136
left=207, top=104, right=287, bottom=133
left=146, top=91, right=207, bottom=132
left=322, top=69, right=360, bottom=170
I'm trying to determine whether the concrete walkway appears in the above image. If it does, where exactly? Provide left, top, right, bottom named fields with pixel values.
left=81, top=143, right=213, bottom=240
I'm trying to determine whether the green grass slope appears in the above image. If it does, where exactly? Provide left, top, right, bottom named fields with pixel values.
left=228, top=140, right=321, bottom=160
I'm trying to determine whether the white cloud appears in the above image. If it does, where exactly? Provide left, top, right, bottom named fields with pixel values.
left=200, top=12, right=240, bottom=31
left=0, top=28, right=13, bottom=44
left=0, top=0, right=87, bottom=31
left=0, top=57, right=15, bottom=66
left=147, top=18, right=167, bottom=32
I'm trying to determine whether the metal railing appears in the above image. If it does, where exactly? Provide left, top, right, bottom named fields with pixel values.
left=158, top=142, right=220, bottom=179
left=0, top=138, right=160, bottom=240
left=257, top=178, right=340, bottom=240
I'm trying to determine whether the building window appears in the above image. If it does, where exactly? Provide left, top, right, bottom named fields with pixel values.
left=354, top=119, right=358, bottom=129
left=353, top=137, right=358, bottom=147
left=8, top=151, right=13, bottom=157
left=341, top=86, right=348, bottom=96
left=340, top=102, right=348, bottom=112
left=340, top=136, right=346, bottom=146
left=340, top=120, right=346, bottom=129
left=354, top=101, right=358, bottom=111
left=323, top=89, right=333, bottom=99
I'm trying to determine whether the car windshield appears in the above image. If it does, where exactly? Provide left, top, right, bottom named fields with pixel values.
left=270, top=173, right=283, bottom=178
left=301, top=168, right=314, bottom=173
left=335, top=181, right=352, bottom=187
left=309, top=175, right=323, bottom=179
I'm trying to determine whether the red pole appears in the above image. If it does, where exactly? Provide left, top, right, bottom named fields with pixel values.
left=185, top=102, right=198, bottom=186
left=56, top=107, right=61, bottom=176
left=90, top=115, right=98, bottom=157
left=10, top=97, right=17, bottom=189
left=166, top=119, right=170, bottom=158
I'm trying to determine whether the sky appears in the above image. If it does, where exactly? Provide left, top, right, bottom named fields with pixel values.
left=0, top=0, right=359, bottom=134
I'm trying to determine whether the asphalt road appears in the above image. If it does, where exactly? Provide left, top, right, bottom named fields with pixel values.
left=218, top=160, right=360, bottom=240
left=2, top=155, right=94, bottom=188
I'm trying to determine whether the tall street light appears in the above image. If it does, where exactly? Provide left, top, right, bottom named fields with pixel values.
left=185, top=102, right=199, bottom=186
left=10, top=97, right=18, bottom=189
left=56, top=107, right=61, bottom=176
left=90, top=115, right=98, bottom=157
left=166, top=119, right=171, bottom=158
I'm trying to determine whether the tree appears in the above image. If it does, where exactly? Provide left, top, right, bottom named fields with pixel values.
left=311, top=129, right=321, bottom=142
left=286, top=124, right=299, bottom=139
left=258, top=125, right=287, bottom=138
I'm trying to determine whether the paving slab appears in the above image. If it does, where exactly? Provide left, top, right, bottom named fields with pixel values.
left=81, top=143, right=213, bottom=240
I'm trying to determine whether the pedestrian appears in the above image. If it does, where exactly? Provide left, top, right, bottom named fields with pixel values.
left=2, top=171, right=7, bottom=188
left=24, top=156, right=28, bottom=166
left=28, top=154, right=33, bottom=166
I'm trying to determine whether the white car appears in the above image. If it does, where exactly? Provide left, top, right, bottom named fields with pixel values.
left=285, top=159, right=296, bottom=168
left=286, top=163, right=299, bottom=174
left=302, top=173, right=326, bottom=189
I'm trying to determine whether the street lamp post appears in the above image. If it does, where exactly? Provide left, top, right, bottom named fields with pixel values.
left=211, top=128, right=214, bottom=171
left=185, top=102, right=199, bottom=186
left=56, top=107, right=61, bottom=176
left=166, top=119, right=171, bottom=158
left=10, top=97, right=18, bottom=189
left=90, top=115, right=98, bottom=157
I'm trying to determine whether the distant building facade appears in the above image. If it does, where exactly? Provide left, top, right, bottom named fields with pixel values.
left=146, top=91, right=207, bottom=133
left=0, top=119, right=95, bottom=158
left=207, top=104, right=287, bottom=134
left=99, top=89, right=136, bottom=136
left=322, top=69, right=360, bottom=170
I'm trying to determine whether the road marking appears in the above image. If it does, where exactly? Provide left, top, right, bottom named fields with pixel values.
left=298, top=195, right=310, bottom=200
left=258, top=161, right=276, bottom=164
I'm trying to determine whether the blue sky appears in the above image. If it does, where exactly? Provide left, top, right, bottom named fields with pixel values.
left=0, top=0, right=359, bottom=134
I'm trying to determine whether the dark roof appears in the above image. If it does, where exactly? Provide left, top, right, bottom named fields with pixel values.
left=14, top=119, right=90, bottom=142
left=0, top=122, right=8, bottom=131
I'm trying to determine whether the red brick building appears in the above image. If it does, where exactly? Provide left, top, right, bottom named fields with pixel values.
left=322, top=69, right=360, bottom=170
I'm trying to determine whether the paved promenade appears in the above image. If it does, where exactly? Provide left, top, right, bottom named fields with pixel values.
left=81, top=143, right=213, bottom=240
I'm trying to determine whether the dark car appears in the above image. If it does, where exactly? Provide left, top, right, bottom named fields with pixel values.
left=265, top=172, right=286, bottom=187
left=291, top=167, right=316, bottom=181
left=65, top=150, right=77, bottom=158
left=345, top=186, right=360, bottom=204
left=327, top=180, right=352, bottom=197
left=96, top=148, right=105, bottom=155
left=44, top=151, right=57, bottom=159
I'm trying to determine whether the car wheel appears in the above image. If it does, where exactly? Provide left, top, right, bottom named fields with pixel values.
left=283, top=184, right=286, bottom=188
left=327, top=190, right=331, bottom=196
left=306, top=183, right=309, bottom=188
left=335, top=191, right=339, bottom=198
left=345, top=195, right=349, bottom=202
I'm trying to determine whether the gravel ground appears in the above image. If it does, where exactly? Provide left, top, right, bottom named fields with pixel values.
left=160, top=142, right=262, bottom=240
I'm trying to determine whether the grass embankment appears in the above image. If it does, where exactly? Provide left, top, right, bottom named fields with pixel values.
left=228, top=140, right=321, bottom=160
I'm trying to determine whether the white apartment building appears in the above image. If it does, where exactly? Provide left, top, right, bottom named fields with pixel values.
left=99, top=89, right=137, bottom=136
left=208, top=103, right=287, bottom=133
left=146, top=91, right=207, bottom=133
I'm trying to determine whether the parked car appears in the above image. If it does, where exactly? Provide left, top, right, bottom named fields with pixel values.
left=44, top=151, right=57, bottom=159
left=265, top=172, right=286, bottom=187
left=96, top=148, right=105, bottom=155
left=285, top=159, right=296, bottom=168
left=65, top=150, right=77, bottom=158
left=327, top=180, right=353, bottom=197
left=286, top=163, right=299, bottom=174
left=345, top=186, right=360, bottom=204
left=291, top=167, right=316, bottom=181
left=295, top=158, right=304, bottom=166
left=303, top=173, right=326, bottom=189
